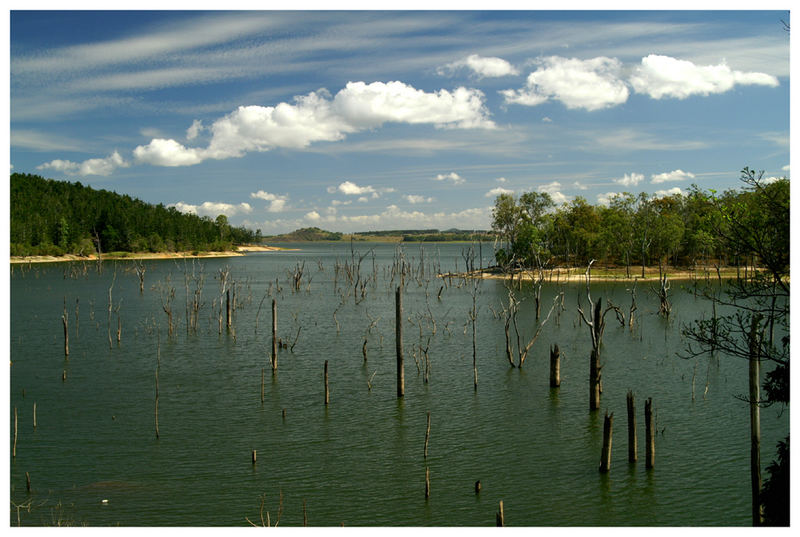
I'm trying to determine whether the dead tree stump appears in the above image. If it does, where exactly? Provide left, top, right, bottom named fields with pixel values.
left=424, top=411, right=431, bottom=458
left=645, top=398, right=655, bottom=469
left=396, top=286, right=405, bottom=398
left=271, top=299, right=278, bottom=372
left=599, top=411, right=613, bottom=473
left=627, top=390, right=637, bottom=463
left=324, top=360, right=330, bottom=405
left=549, top=344, right=561, bottom=387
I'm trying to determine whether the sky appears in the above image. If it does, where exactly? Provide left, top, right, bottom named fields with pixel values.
left=7, top=7, right=792, bottom=235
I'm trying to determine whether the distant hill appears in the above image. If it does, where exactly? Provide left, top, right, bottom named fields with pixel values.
left=265, top=227, right=343, bottom=242
left=9, top=173, right=260, bottom=256
left=264, top=227, right=494, bottom=243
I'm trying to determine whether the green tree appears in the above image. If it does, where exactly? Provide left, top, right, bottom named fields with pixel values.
left=683, top=168, right=789, bottom=526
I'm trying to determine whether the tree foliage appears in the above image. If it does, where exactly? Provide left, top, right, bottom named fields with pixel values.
left=490, top=173, right=787, bottom=273
left=10, top=173, right=260, bottom=256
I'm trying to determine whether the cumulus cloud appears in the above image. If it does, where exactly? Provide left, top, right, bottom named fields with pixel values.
left=651, top=169, right=696, bottom=184
left=331, top=180, right=379, bottom=198
left=439, top=54, right=519, bottom=78
left=334, top=81, right=494, bottom=130
left=171, top=201, right=253, bottom=217
left=653, top=187, right=683, bottom=198
left=501, top=56, right=629, bottom=111
left=133, top=138, right=204, bottom=166
left=250, top=190, right=289, bottom=212
left=537, top=181, right=569, bottom=204
left=37, top=150, right=129, bottom=176
left=485, top=186, right=514, bottom=198
left=404, top=194, right=434, bottom=204
left=128, top=80, right=494, bottom=169
left=434, top=172, right=465, bottom=185
left=495, top=177, right=507, bottom=183
left=629, top=54, right=779, bottom=100
left=614, top=172, right=644, bottom=187
left=305, top=210, right=321, bottom=221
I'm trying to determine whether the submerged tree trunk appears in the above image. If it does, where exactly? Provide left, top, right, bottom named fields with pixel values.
left=749, top=316, right=763, bottom=526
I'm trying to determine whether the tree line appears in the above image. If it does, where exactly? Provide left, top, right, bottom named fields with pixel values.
left=9, top=173, right=261, bottom=256
left=491, top=170, right=789, bottom=274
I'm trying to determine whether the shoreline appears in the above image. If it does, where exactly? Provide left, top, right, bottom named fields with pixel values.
left=8, top=244, right=294, bottom=264
left=441, top=266, right=759, bottom=283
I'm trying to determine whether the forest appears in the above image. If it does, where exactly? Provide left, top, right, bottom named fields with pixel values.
left=490, top=169, right=789, bottom=275
left=9, top=173, right=261, bottom=256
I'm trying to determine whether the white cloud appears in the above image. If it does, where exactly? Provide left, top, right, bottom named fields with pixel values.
left=404, top=194, right=434, bottom=204
left=572, top=181, right=589, bottom=191
left=333, top=81, right=494, bottom=130
left=186, top=119, right=203, bottom=140
left=439, top=54, right=519, bottom=78
left=333, top=180, right=378, bottom=197
left=133, top=138, right=204, bottom=166
left=542, top=117, right=553, bottom=123
left=614, top=172, right=644, bottom=187
left=596, top=192, right=624, bottom=206
left=629, top=54, right=779, bottom=99
left=781, top=164, right=790, bottom=172
left=250, top=190, right=289, bottom=212
left=37, top=150, right=129, bottom=176
left=124, top=80, right=495, bottom=171
left=357, top=196, right=370, bottom=203
left=171, top=201, right=253, bottom=217
left=650, top=169, right=696, bottom=184
left=653, top=187, right=683, bottom=198
left=501, top=56, right=629, bottom=111
left=485, top=187, right=514, bottom=198
left=434, top=172, right=465, bottom=185
left=537, top=181, right=569, bottom=204
left=331, top=199, right=352, bottom=206
left=495, top=177, right=507, bottom=183
left=305, top=210, right=321, bottom=221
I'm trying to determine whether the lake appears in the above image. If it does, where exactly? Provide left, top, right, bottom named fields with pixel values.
left=8, top=242, right=789, bottom=526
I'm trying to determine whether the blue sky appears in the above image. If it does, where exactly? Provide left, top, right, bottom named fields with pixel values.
left=7, top=8, right=791, bottom=234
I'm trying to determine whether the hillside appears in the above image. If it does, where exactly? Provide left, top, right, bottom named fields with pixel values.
left=9, top=173, right=261, bottom=257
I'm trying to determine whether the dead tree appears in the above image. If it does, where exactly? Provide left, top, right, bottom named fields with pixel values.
left=577, top=260, right=617, bottom=411
left=656, top=273, right=671, bottom=317
left=134, top=260, right=146, bottom=294
left=62, top=297, right=69, bottom=357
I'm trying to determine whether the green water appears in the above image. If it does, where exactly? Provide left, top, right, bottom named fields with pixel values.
left=8, top=243, right=789, bottom=526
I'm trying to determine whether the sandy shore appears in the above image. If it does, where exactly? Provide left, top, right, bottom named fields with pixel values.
left=441, top=266, right=747, bottom=283
left=9, top=244, right=292, bottom=264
